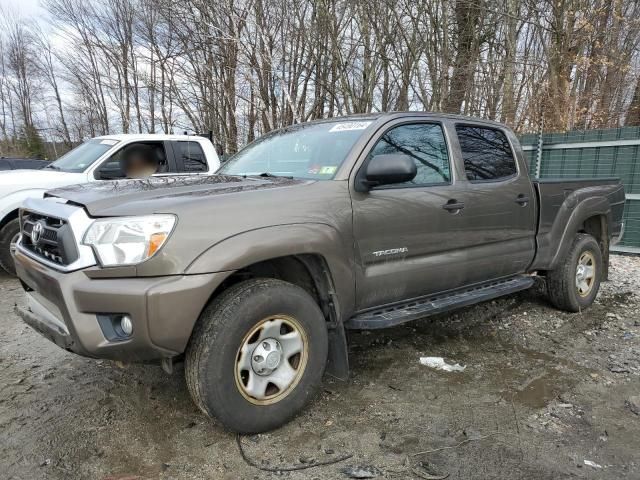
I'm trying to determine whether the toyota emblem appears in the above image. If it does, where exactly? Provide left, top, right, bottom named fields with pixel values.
left=31, top=222, right=44, bottom=245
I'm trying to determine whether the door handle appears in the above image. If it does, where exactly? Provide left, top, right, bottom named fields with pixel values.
left=443, top=200, right=465, bottom=213
left=515, top=194, right=530, bottom=206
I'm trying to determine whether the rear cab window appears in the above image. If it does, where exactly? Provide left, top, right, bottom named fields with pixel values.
left=455, top=125, right=517, bottom=181
left=173, top=141, right=208, bottom=173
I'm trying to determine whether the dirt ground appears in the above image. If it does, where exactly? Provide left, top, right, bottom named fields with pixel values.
left=1, top=256, right=639, bottom=480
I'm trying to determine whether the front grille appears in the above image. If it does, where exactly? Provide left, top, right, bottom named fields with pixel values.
left=20, top=212, right=79, bottom=266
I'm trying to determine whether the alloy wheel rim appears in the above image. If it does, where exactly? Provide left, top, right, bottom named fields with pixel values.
left=235, top=315, right=308, bottom=405
left=575, top=251, right=596, bottom=297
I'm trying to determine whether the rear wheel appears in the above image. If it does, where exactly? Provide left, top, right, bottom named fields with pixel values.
left=185, top=278, right=328, bottom=433
left=0, top=219, right=20, bottom=276
left=546, top=233, right=602, bottom=312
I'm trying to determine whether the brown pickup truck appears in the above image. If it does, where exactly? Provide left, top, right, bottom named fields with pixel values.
left=14, top=113, right=625, bottom=433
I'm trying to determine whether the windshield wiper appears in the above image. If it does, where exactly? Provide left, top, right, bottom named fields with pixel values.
left=257, top=172, right=293, bottom=179
left=43, top=164, right=60, bottom=170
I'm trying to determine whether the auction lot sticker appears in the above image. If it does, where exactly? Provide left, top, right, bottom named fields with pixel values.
left=329, top=121, right=372, bottom=132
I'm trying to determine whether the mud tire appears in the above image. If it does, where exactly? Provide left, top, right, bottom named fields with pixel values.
left=185, top=278, right=328, bottom=433
left=547, top=233, right=602, bottom=312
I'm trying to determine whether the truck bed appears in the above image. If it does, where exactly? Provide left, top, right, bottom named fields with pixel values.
left=532, top=177, right=625, bottom=270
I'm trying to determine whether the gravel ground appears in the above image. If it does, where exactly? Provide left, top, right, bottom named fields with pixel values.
left=1, top=255, right=639, bottom=480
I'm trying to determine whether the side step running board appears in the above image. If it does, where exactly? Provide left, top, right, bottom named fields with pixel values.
left=345, top=275, right=534, bottom=330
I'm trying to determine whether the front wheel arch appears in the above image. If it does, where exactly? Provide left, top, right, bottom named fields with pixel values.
left=0, top=217, right=21, bottom=275
left=191, top=253, right=350, bottom=380
left=0, top=208, right=19, bottom=231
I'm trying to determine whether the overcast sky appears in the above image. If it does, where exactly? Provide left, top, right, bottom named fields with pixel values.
left=4, top=0, right=47, bottom=19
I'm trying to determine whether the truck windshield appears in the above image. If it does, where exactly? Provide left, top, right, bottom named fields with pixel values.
left=45, top=138, right=120, bottom=173
left=218, top=120, right=373, bottom=180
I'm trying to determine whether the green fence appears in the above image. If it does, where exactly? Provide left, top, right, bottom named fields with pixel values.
left=519, top=127, right=640, bottom=253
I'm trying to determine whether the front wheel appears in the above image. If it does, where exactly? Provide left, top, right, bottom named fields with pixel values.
left=546, top=233, right=603, bottom=312
left=185, top=278, right=328, bottom=433
left=0, top=219, right=20, bottom=276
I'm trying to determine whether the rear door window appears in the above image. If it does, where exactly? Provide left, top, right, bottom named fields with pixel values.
left=173, top=141, right=208, bottom=173
left=455, top=125, right=517, bottom=181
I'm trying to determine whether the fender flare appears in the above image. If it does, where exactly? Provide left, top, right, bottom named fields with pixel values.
left=533, top=195, right=611, bottom=271
left=186, top=223, right=356, bottom=320
left=185, top=223, right=355, bottom=380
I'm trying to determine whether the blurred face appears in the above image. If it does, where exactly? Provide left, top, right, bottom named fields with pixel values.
left=126, top=154, right=156, bottom=178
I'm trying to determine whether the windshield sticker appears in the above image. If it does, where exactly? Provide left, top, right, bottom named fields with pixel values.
left=319, top=166, right=337, bottom=175
left=100, top=139, right=119, bottom=145
left=329, top=121, right=372, bottom=132
left=308, top=165, right=338, bottom=175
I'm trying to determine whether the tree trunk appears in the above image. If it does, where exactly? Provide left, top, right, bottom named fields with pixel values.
left=626, top=77, right=640, bottom=127
left=444, top=0, right=481, bottom=113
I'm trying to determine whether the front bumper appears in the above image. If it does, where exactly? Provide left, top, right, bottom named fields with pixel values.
left=14, top=248, right=229, bottom=362
left=15, top=301, right=75, bottom=351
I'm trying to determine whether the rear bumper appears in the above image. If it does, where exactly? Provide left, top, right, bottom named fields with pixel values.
left=14, top=248, right=230, bottom=362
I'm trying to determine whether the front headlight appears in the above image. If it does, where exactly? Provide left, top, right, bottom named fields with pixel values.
left=83, top=215, right=176, bottom=266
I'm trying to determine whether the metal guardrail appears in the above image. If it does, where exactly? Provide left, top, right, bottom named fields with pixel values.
left=522, top=139, right=640, bottom=151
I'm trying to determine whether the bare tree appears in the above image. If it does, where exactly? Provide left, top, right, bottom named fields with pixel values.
left=1, top=0, right=640, bottom=157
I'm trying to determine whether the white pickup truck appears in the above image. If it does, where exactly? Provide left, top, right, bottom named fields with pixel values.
left=0, top=134, right=220, bottom=275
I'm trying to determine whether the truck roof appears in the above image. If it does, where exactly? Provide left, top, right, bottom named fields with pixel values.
left=303, top=111, right=509, bottom=129
left=95, top=134, right=211, bottom=142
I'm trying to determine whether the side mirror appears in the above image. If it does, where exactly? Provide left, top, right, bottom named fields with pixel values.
left=97, top=164, right=125, bottom=180
left=356, top=154, right=417, bottom=191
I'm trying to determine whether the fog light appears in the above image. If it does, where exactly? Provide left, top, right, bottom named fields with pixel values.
left=120, top=315, right=133, bottom=336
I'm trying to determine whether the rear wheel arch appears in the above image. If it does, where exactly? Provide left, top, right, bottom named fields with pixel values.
left=544, top=198, right=611, bottom=271
left=578, top=214, right=609, bottom=280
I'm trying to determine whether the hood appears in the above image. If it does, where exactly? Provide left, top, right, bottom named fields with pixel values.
left=0, top=169, right=87, bottom=190
left=47, top=174, right=308, bottom=216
